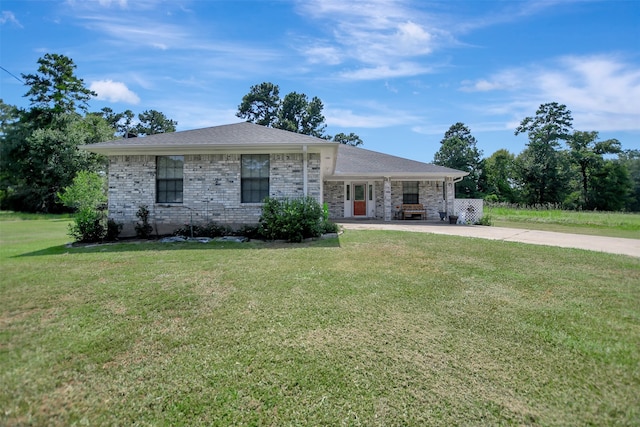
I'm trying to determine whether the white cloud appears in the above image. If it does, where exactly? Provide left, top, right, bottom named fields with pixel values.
left=67, top=0, right=161, bottom=10
left=304, top=45, right=342, bottom=65
left=90, top=80, right=140, bottom=104
left=339, top=62, right=433, bottom=81
left=97, top=0, right=128, bottom=7
left=295, top=0, right=446, bottom=80
left=459, top=55, right=640, bottom=132
left=396, top=21, right=432, bottom=53
left=82, top=18, right=187, bottom=50
left=325, top=101, right=420, bottom=128
left=1, top=11, right=22, bottom=27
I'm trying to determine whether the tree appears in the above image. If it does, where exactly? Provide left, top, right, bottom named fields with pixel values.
left=0, top=99, right=20, bottom=133
left=278, top=92, right=327, bottom=138
left=1, top=112, right=109, bottom=212
left=22, top=53, right=96, bottom=114
left=135, top=109, right=177, bottom=136
left=333, top=132, right=363, bottom=146
left=567, top=131, right=622, bottom=209
left=484, top=149, right=519, bottom=203
left=514, top=102, right=573, bottom=205
left=433, top=122, right=483, bottom=198
left=237, top=82, right=361, bottom=143
left=101, top=107, right=135, bottom=137
left=587, top=160, right=633, bottom=211
left=0, top=54, right=109, bottom=212
left=236, top=82, right=280, bottom=127
left=618, top=150, right=640, bottom=211
left=57, top=170, right=106, bottom=211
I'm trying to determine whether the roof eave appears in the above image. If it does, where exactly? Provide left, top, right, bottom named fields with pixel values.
left=325, top=171, right=468, bottom=181
left=83, top=142, right=336, bottom=156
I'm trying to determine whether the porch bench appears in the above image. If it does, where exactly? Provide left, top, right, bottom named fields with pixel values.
left=401, top=204, right=427, bottom=220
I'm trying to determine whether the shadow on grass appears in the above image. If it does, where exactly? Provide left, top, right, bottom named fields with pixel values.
left=15, top=236, right=342, bottom=257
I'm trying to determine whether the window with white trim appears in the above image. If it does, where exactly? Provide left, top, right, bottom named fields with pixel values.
left=241, top=154, right=270, bottom=203
left=403, top=181, right=419, bottom=204
left=156, top=156, right=183, bottom=203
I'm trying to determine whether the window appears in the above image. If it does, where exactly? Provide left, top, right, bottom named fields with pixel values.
left=403, top=181, right=419, bottom=204
left=241, top=154, right=269, bottom=203
left=156, top=156, right=183, bottom=203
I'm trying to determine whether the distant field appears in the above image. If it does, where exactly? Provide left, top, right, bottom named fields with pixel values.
left=1, top=214, right=639, bottom=425
left=485, top=205, right=640, bottom=239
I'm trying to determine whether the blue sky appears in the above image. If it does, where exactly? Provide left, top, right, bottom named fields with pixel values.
left=1, top=0, right=639, bottom=162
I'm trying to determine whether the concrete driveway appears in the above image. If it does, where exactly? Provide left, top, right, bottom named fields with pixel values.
left=337, top=220, right=640, bottom=258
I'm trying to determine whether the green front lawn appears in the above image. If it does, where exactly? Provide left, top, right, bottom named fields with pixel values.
left=485, top=205, right=640, bottom=239
left=1, top=215, right=639, bottom=425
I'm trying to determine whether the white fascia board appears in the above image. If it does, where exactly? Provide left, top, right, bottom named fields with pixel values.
left=82, top=143, right=331, bottom=156
left=324, top=172, right=468, bottom=181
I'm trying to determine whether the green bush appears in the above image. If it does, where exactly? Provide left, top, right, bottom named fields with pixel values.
left=259, top=197, right=324, bottom=242
left=321, top=220, right=339, bottom=234
left=134, top=205, right=153, bottom=239
left=173, top=221, right=230, bottom=238
left=68, top=207, right=106, bottom=242
left=476, top=214, right=493, bottom=226
left=106, top=219, right=123, bottom=241
left=203, top=222, right=231, bottom=237
left=58, top=171, right=108, bottom=242
left=236, top=224, right=262, bottom=239
left=173, top=224, right=204, bottom=238
left=57, top=171, right=106, bottom=211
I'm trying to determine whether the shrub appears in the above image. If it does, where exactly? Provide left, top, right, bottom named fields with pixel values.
left=135, top=205, right=153, bottom=239
left=484, top=194, right=499, bottom=203
left=259, top=196, right=324, bottom=242
left=58, top=171, right=108, bottom=242
left=203, top=222, right=231, bottom=237
left=476, top=214, right=493, bottom=226
left=321, top=220, right=339, bottom=234
left=57, top=171, right=106, bottom=211
left=173, top=224, right=203, bottom=238
left=173, top=222, right=230, bottom=238
left=236, top=224, right=262, bottom=239
left=68, top=207, right=106, bottom=242
left=106, top=219, right=123, bottom=241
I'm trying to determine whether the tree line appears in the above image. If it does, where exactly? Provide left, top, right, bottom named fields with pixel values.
left=1, top=53, right=638, bottom=214
left=0, top=54, right=363, bottom=213
left=433, top=103, right=639, bottom=211
left=0, top=54, right=179, bottom=213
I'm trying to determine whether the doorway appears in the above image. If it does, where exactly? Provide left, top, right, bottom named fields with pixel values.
left=353, top=184, right=366, bottom=216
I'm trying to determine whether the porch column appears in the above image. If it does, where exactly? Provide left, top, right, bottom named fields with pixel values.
left=445, top=177, right=455, bottom=215
left=384, top=177, right=392, bottom=221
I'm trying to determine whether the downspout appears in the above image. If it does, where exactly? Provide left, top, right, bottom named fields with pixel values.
left=303, top=145, right=308, bottom=197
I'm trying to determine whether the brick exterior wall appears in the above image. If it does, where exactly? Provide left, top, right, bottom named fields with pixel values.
left=391, top=181, right=445, bottom=220
left=325, top=180, right=446, bottom=221
left=323, top=181, right=345, bottom=219
left=108, top=153, right=322, bottom=236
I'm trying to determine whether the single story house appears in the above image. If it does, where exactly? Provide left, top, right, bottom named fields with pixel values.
left=84, top=122, right=468, bottom=236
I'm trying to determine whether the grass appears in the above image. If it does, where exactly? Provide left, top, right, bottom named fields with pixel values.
left=1, top=214, right=639, bottom=426
left=485, top=205, right=640, bottom=239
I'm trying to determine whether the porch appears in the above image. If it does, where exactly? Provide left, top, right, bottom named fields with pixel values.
left=324, top=179, right=483, bottom=224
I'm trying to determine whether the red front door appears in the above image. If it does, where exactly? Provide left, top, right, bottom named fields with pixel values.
left=353, top=184, right=366, bottom=216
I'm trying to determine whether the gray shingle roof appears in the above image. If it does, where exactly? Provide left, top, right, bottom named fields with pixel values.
left=86, top=122, right=333, bottom=150
left=332, top=144, right=467, bottom=178
left=84, top=121, right=467, bottom=178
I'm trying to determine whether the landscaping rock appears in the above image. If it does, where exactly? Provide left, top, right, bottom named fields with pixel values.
left=160, top=236, right=187, bottom=243
left=214, top=236, right=249, bottom=243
